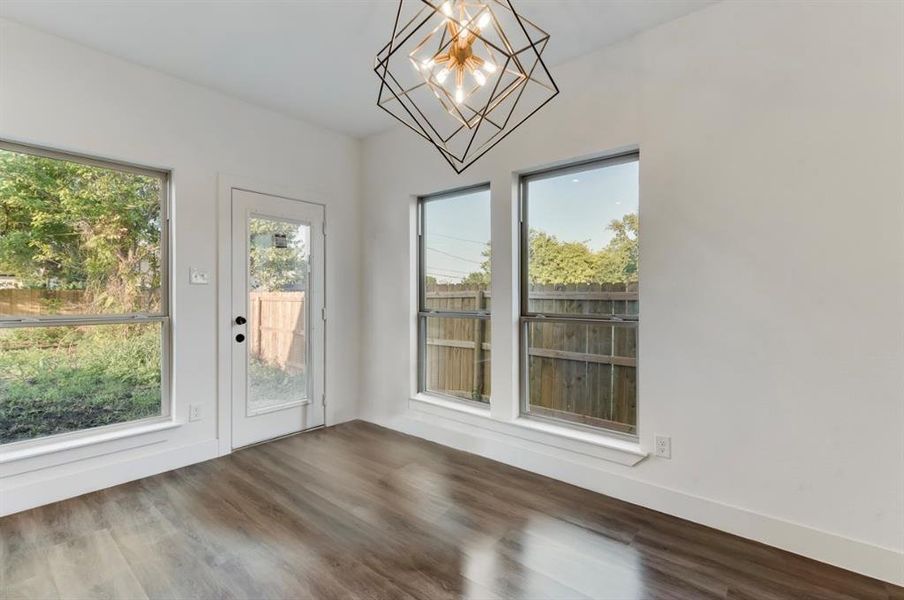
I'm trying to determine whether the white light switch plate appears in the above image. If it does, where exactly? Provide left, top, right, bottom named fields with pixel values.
left=189, top=268, right=209, bottom=285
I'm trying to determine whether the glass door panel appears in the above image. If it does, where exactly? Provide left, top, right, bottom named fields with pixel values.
left=247, top=217, right=310, bottom=415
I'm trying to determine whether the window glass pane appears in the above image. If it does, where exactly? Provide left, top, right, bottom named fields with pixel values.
left=525, top=320, right=636, bottom=435
left=526, top=158, right=638, bottom=315
left=423, top=188, right=491, bottom=311
left=423, top=315, right=490, bottom=403
left=0, top=148, right=163, bottom=317
left=0, top=322, right=163, bottom=444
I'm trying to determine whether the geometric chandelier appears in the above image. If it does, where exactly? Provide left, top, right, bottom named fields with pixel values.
left=375, top=1, right=558, bottom=173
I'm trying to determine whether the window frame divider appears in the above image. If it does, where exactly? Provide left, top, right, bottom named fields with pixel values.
left=0, top=314, right=168, bottom=329
left=521, top=314, right=638, bottom=326
left=418, top=310, right=491, bottom=320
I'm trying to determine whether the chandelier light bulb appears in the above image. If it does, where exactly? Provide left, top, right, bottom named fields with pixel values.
left=483, top=61, right=497, bottom=74
left=473, top=70, right=486, bottom=86
left=440, top=1, right=453, bottom=17
left=455, top=87, right=464, bottom=104
left=436, top=68, right=449, bottom=84
left=477, top=12, right=491, bottom=29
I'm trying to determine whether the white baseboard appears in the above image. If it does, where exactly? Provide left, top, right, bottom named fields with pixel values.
left=1, top=439, right=219, bottom=517
left=368, top=412, right=904, bottom=587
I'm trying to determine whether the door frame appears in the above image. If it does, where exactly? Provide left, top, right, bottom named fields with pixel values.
left=216, top=174, right=328, bottom=456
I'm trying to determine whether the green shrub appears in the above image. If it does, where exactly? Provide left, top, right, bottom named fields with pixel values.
left=0, top=324, right=161, bottom=444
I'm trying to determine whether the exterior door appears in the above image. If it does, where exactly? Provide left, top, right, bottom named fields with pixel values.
left=231, top=189, right=324, bottom=448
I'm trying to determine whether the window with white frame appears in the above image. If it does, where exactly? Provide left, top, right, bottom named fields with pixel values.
left=417, top=185, right=491, bottom=404
left=0, top=141, right=170, bottom=445
left=520, top=153, right=639, bottom=437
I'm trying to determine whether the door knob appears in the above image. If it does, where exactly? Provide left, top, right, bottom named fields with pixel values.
left=235, top=334, right=245, bottom=343
left=235, top=316, right=247, bottom=325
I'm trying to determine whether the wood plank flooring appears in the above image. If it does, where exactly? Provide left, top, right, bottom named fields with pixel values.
left=1, top=420, right=900, bottom=599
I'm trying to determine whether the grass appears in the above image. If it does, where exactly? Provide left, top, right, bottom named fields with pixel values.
left=0, top=324, right=161, bottom=445
left=248, top=356, right=307, bottom=411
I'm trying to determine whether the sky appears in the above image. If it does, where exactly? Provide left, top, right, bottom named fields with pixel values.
left=424, top=188, right=491, bottom=283
left=424, top=160, right=639, bottom=283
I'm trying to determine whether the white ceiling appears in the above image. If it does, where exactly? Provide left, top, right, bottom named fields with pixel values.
left=0, top=0, right=714, bottom=138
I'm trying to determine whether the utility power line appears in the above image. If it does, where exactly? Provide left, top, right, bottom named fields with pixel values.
left=425, top=246, right=483, bottom=265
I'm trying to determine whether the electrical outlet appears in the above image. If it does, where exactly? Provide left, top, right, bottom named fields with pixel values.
left=654, top=435, right=671, bottom=459
left=189, top=404, right=202, bottom=422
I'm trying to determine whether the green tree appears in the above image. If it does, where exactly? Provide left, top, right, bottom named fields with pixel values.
left=597, top=213, right=638, bottom=284
left=249, top=219, right=307, bottom=292
left=461, top=242, right=491, bottom=286
left=528, top=230, right=602, bottom=285
left=0, top=149, right=161, bottom=312
left=526, top=213, right=638, bottom=286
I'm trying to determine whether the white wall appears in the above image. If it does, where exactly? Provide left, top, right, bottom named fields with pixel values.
left=361, top=0, right=904, bottom=585
left=0, top=20, right=362, bottom=512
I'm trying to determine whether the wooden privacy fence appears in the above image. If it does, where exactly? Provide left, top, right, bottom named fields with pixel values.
left=0, top=288, right=159, bottom=316
left=0, top=287, right=307, bottom=375
left=0, top=289, right=88, bottom=316
left=249, top=291, right=306, bottom=374
left=2, top=283, right=635, bottom=430
left=424, top=282, right=638, bottom=433
left=424, top=285, right=491, bottom=403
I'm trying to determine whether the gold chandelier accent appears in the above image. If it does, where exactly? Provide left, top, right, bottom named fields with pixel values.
left=417, top=1, right=496, bottom=106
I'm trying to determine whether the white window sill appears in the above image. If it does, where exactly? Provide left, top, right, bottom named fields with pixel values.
left=409, top=394, right=647, bottom=466
left=411, top=392, right=493, bottom=417
left=0, top=419, right=182, bottom=465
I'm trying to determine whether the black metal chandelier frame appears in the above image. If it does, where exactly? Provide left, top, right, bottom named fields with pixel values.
left=374, top=0, right=559, bottom=174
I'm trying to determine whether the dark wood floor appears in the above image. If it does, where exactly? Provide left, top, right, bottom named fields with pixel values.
left=1, top=421, right=900, bottom=600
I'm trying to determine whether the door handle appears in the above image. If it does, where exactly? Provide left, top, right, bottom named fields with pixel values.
left=235, top=316, right=247, bottom=325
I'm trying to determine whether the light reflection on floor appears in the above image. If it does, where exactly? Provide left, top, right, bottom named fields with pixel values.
left=460, top=515, right=642, bottom=599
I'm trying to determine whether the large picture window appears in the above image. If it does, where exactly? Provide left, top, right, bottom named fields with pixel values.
left=0, top=141, right=169, bottom=445
left=418, top=185, right=491, bottom=404
left=520, top=153, right=639, bottom=437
